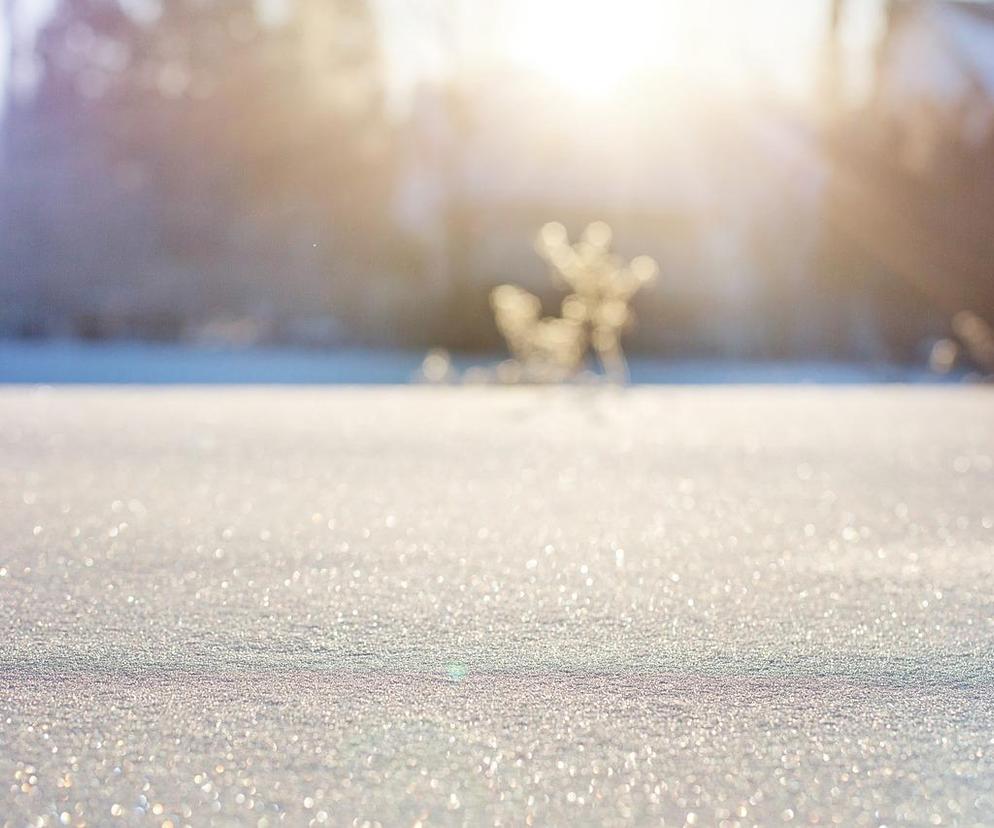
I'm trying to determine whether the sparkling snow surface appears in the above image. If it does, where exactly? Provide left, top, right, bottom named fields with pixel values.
left=2, top=387, right=993, bottom=826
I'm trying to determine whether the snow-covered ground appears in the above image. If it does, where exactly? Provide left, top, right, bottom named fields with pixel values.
left=2, top=387, right=992, bottom=824
left=0, top=339, right=945, bottom=384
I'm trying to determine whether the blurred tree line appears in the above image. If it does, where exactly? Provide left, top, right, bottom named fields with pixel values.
left=0, top=0, right=402, bottom=343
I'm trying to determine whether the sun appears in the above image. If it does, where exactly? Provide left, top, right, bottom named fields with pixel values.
left=505, top=0, right=672, bottom=97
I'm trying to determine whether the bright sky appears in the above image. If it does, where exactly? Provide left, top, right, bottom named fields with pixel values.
left=374, top=0, right=887, bottom=110
left=506, top=1, right=828, bottom=95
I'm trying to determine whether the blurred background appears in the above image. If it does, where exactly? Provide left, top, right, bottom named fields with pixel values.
left=1, top=0, right=993, bottom=381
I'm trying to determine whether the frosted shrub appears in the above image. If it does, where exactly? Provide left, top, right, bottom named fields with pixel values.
left=491, top=221, right=657, bottom=383
left=953, top=312, right=994, bottom=379
left=490, top=284, right=586, bottom=383
left=931, top=311, right=994, bottom=381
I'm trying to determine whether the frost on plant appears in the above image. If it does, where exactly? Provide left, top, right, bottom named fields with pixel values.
left=490, top=284, right=586, bottom=384
left=491, top=222, right=658, bottom=383
left=930, top=311, right=994, bottom=381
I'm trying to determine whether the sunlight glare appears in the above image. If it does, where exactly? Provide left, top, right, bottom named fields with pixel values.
left=506, top=0, right=671, bottom=97
left=501, top=0, right=836, bottom=101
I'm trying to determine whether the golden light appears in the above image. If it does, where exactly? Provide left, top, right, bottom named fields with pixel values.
left=499, top=0, right=840, bottom=102
left=505, top=0, right=672, bottom=97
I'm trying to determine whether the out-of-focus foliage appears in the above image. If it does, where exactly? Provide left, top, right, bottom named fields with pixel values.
left=490, top=222, right=656, bottom=383
left=3, top=0, right=994, bottom=367
left=0, top=0, right=394, bottom=341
